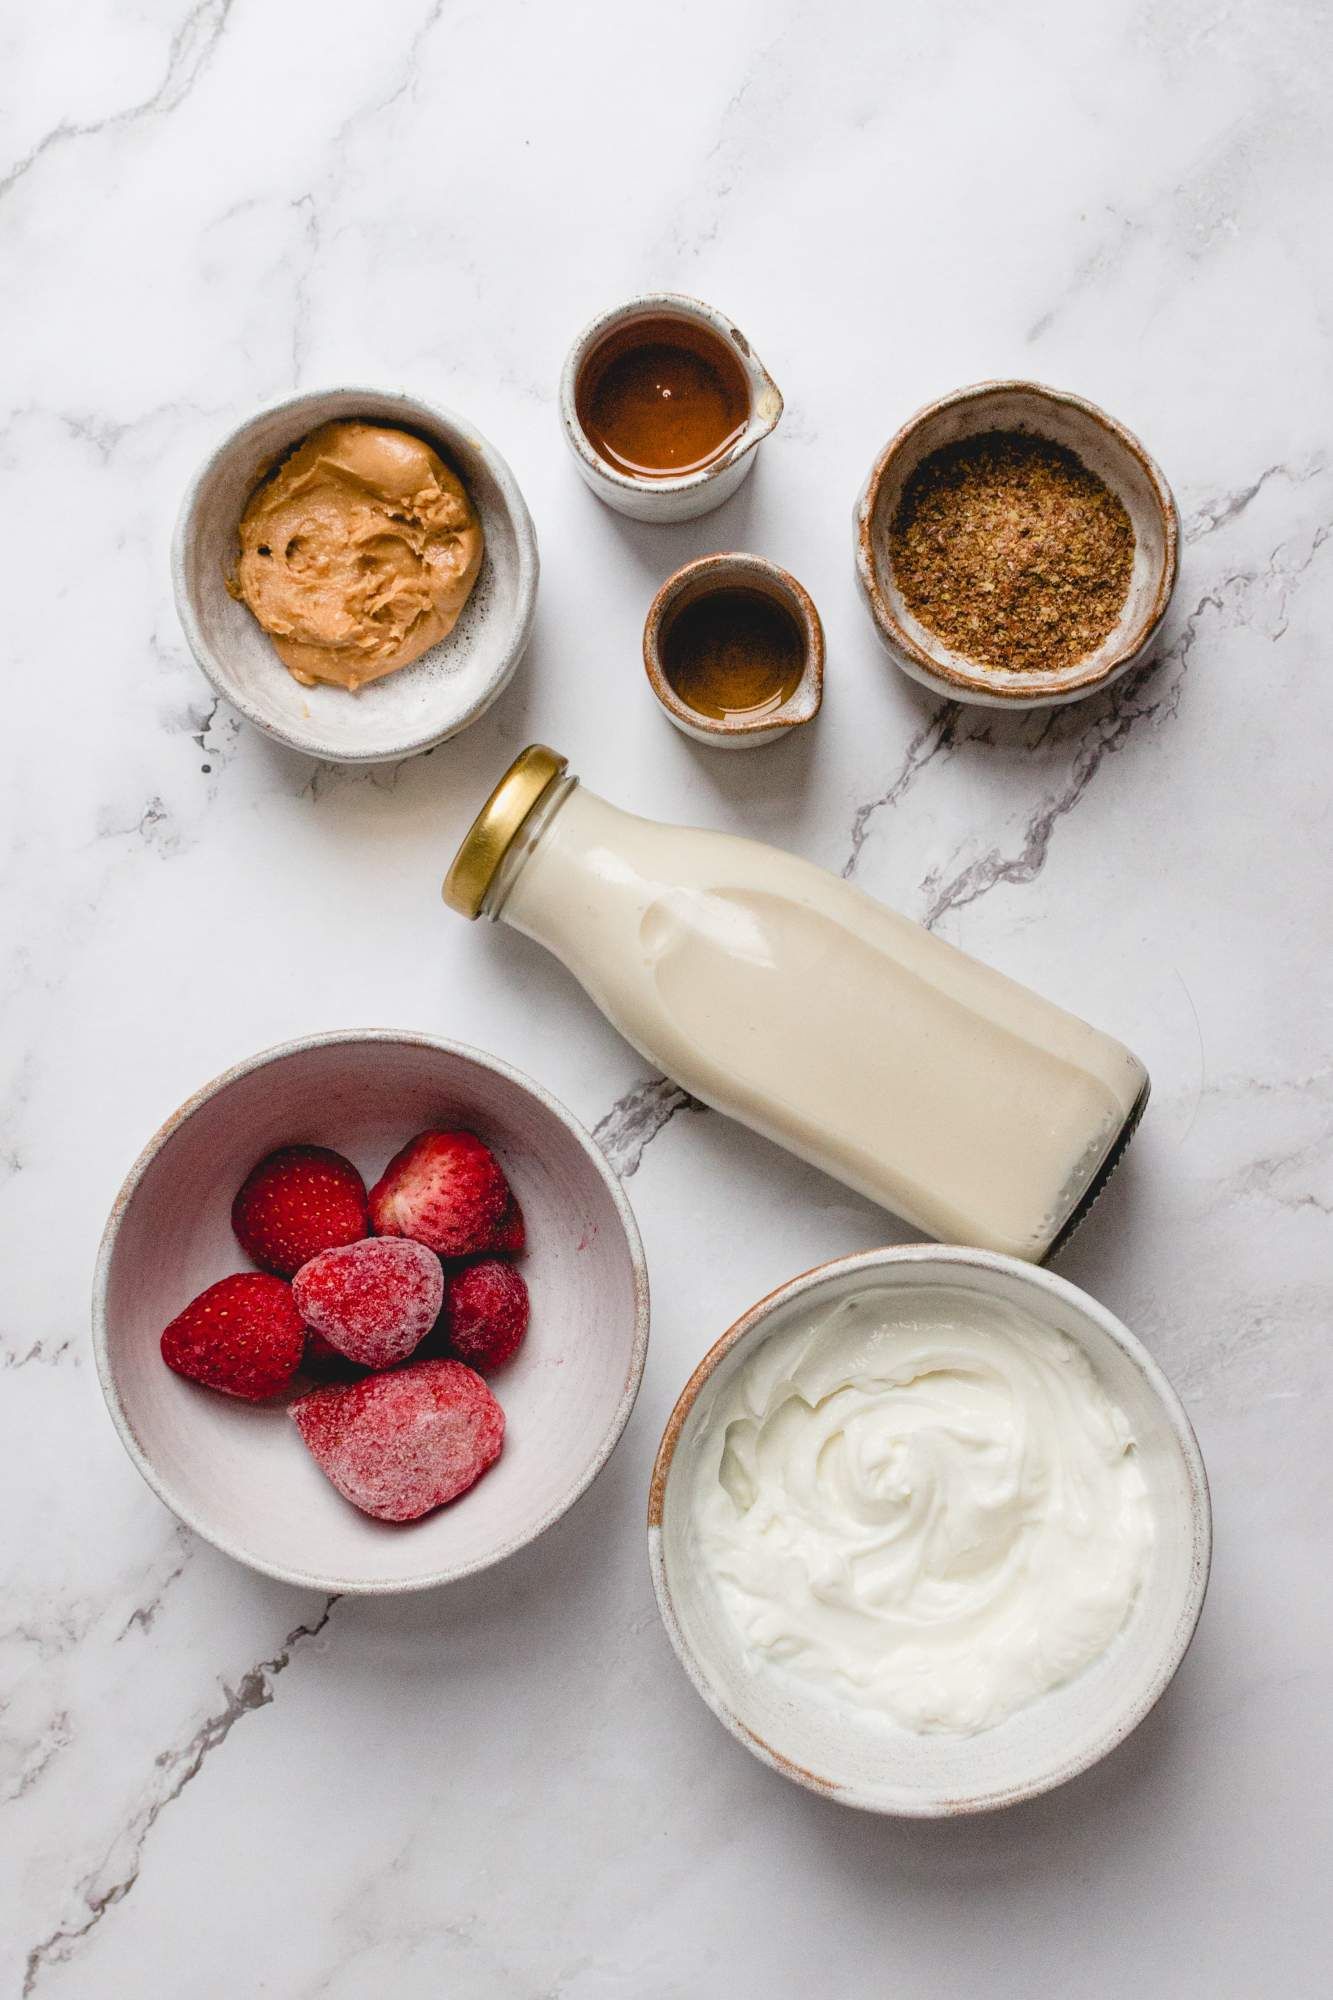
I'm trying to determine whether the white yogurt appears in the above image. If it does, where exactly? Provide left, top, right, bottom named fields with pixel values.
left=686, top=1285, right=1154, bottom=1735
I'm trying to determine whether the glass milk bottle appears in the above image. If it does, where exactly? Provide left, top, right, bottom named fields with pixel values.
left=443, top=747, right=1148, bottom=1261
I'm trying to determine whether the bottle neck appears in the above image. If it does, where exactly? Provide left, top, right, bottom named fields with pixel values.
left=481, top=771, right=580, bottom=922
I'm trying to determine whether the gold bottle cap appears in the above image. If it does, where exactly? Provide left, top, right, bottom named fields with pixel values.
left=442, top=744, right=569, bottom=918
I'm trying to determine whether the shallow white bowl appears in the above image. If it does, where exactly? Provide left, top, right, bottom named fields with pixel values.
left=95, top=1032, right=648, bottom=1593
left=173, top=388, right=539, bottom=763
left=650, top=1246, right=1210, bottom=1815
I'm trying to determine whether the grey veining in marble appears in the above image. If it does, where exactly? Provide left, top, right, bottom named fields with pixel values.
left=1, top=0, right=1330, bottom=1994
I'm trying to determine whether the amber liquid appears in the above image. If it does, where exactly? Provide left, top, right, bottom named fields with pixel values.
left=576, top=315, right=750, bottom=479
left=661, top=586, right=804, bottom=721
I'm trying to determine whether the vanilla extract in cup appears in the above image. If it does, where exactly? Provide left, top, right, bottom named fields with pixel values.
left=575, top=315, right=750, bottom=479
left=643, top=554, right=825, bottom=747
left=661, top=586, right=804, bottom=722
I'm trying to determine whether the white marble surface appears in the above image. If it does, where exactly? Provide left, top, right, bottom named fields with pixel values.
left=2, top=0, right=1330, bottom=1992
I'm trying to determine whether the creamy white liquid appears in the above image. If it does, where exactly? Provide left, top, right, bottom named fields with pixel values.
left=687, top=1286, right=1154, bottom=1735
left=497, top=785, right=1146, bottom=1259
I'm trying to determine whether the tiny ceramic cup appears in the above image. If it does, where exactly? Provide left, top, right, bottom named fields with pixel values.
left=173, top=387, right=539, bottom=764
left=650, top=1245, right=1211, bottom=1816
left=855, top=381, right=1179, bottom=710
left=643, top=553, right=824, bottom=749
left=560, top=293, right=783, bottom=523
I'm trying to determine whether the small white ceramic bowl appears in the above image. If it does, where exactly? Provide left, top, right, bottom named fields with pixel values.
left=650, top=1246, right=1210, bottom=1815
left=94, top=1032, right=648, bottom=1593
left=173, top=389, right=539, bottom=764
left=855, top=381, right=1179, bottom=709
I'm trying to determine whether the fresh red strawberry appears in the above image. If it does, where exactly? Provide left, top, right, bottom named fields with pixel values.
left=292, top=1238, right=443, bottom=1370
left=369, top=1131, right=513, bottom=1257
left=290, top=1358, right=504, bottom=1521
left=161, top=1273, right=305, bottom=1401
left=441, top=1258, right=530, bottom=1372
left=232, top=1145, right=369, bottom=1277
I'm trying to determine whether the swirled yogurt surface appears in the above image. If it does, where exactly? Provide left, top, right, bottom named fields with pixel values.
left=688, top=1285, right=1153, bottom=1735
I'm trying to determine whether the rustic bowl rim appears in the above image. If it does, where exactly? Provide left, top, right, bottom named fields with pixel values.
left=559, top=291, right=782, bottom=498
left=642, top=551, right=825, bottom=740
left=648, top=1243, right=1211, bottom=1816
left=854, top=379, right=1180, bottom=705
left=93, top=1029, right=650, bottom=1594
left=171, top=386, right=540, bottom=765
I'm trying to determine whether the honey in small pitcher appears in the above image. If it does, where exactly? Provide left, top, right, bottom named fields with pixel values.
left=576, top=316, right=750, bottom=479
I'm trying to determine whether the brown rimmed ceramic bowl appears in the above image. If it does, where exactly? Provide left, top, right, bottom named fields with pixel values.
left=94, top=1031, right=648, bottom=1593
left=643, top=553, right=824, bottom=749
left=854, top=381, right=1179, bottom=709
left=649, top=1246, right=1210, bottom=1816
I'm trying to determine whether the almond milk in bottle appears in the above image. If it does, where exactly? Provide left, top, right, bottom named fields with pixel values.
left=444, top=747, right=1148, bottom=1261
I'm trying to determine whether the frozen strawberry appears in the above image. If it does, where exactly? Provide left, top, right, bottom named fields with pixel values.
left=161, top=1273, right=305, bottom=1401
left=232, top=1145, right=369, bottom=1278
left=303, top=1329, right=361, bottom=1373
left=290, top=1358, right=504, bottom=1521
left=441, top=1258, right=530, bottom=1372
left=491, top=1193, right=526, bottom=1255
left=369, top=1130, right=513, bottom=1257
left=292, top=1238, right=443, bottom=1370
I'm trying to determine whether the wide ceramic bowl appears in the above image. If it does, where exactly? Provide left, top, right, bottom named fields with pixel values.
left=650, top=1246, right=1210, bottom=1815
left=855, top=381, right=1178, bottom=709
left=173, top=388, right=539, bottom=763
left=95, top=1032, right=648, bottom=1593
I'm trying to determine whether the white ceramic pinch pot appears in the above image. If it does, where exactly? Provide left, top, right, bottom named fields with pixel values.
left=855, top=380, right=1179, bottom=710
left=173, top=388, right=539, bottom=763
left=650, top=1246, right=1210, bottom=1816
left=95, top=1032, right=648, bottom=1594
left=560, top=293, right=783, bottom=523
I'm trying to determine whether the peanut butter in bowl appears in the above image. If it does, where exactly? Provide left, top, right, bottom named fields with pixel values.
left=229, top=420, right=484, bottom=692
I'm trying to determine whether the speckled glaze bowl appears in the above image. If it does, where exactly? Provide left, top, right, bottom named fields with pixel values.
left=560, top=293, right=783, bottom=523
left=650, top=1246, right=1210, bottom=1816
left=94, top=1032, right=648, bottom=1593
left=173, top=388, right=539, bottom=764
left=855, top=381, right=1179, bottom=709
left=643, top=553, right=824, bottom=749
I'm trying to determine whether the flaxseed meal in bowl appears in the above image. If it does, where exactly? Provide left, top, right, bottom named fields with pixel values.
left=854, top=381, right=1178, bottom=709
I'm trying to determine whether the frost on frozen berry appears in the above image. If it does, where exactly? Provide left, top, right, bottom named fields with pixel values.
left=232, top=1145, right=369, bottom=1278
left=369, top=1130, right=514, bottom=1258
left=442, top=1258, right=530, bottom=1373
left=292, top=1237, right=443, bottom=1370
left=290, top=1359, right=504, bottom=1522
left=161, top=1272, right=306, bottom=1401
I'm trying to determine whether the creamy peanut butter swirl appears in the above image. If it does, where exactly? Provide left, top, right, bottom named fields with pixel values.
left=689, top=1286, right=1153, bottom=1735
left=231, top=420, right=483, bottom=691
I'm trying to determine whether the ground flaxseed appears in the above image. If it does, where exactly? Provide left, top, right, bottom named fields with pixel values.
left=889, top=430, right=1135, bottom=674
